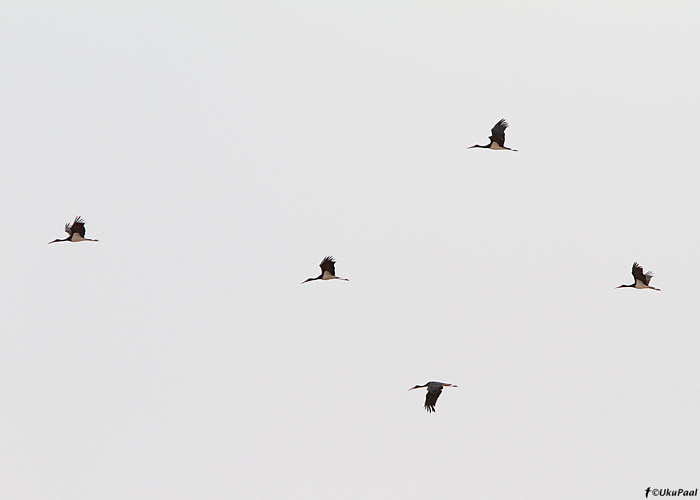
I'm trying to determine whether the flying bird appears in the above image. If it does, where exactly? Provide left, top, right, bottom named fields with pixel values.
left=302, top=256, right=349, bottom=283
left=48, top=216, right=99, bottom=244
left=468, top=118, right=518, bottom=151
left=409, top=381, right=457, bottom=413
left=616, top=262, right=661, bottom=291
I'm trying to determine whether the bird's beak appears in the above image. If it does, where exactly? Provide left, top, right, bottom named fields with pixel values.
left=467, top=145, right=477, bottom=149
left=615, top=285, right=624, bottom=289
left=408, top=386, right=419, bottom=391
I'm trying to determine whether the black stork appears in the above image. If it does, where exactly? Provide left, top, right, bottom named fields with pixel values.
left=302, top=256, right=349, bottom=283
left=468, top=118, right=518, bottom=151
left=409, top=381, right=457, bottom=413
left=616, top=262, right=661, bottom=291
left=48, top=216, right=99, bottom=244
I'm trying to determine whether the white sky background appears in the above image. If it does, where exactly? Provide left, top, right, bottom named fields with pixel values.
left=1, top=1, right=699, bottom=499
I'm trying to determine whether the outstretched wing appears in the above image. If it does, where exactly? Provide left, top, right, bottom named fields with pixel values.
left=319, top=256, right=337, bottom=276
left=632, top=262, right=653, bottom=286
left=424, top=385, right=443, bottom=413
left=489, top=118, right=509, bottom=147
left=69, top=216, right=87, bottom=238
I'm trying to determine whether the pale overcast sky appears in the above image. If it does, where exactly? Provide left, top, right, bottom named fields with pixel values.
left=1, top=1, right=699, bottom=499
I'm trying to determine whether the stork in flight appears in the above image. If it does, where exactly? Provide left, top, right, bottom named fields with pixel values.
left=616, top=262, right=661, bottom=291
left=468, top=118, right=518, bottom=151
left=302, top=256, right=349, bottom=283
left=48, top=216, right=99, bottom=244
left=409, top=381, right=457, bottom=413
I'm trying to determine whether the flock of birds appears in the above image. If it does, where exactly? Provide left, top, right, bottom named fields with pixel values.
left=47, top=119, right=661, bottom=413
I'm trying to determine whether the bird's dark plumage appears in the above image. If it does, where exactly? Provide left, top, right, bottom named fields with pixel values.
left=410, top=381, right=457, bottom=413
left=632, top=261, right=653, bottom=286
left=616, top=262, right=660, bottom=290
left=49, top=216, right=98, bottom=244
left=319, top=256, right=337, bottom=276
left=302, top=255, right=348, bottom=283
left=469, top=118, right=517, bottom=150
left=424, top=385, right=443, bottom=413
left=67, top=217, right=86, bottom=238
left=489, top=118, right=509, bottom=148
